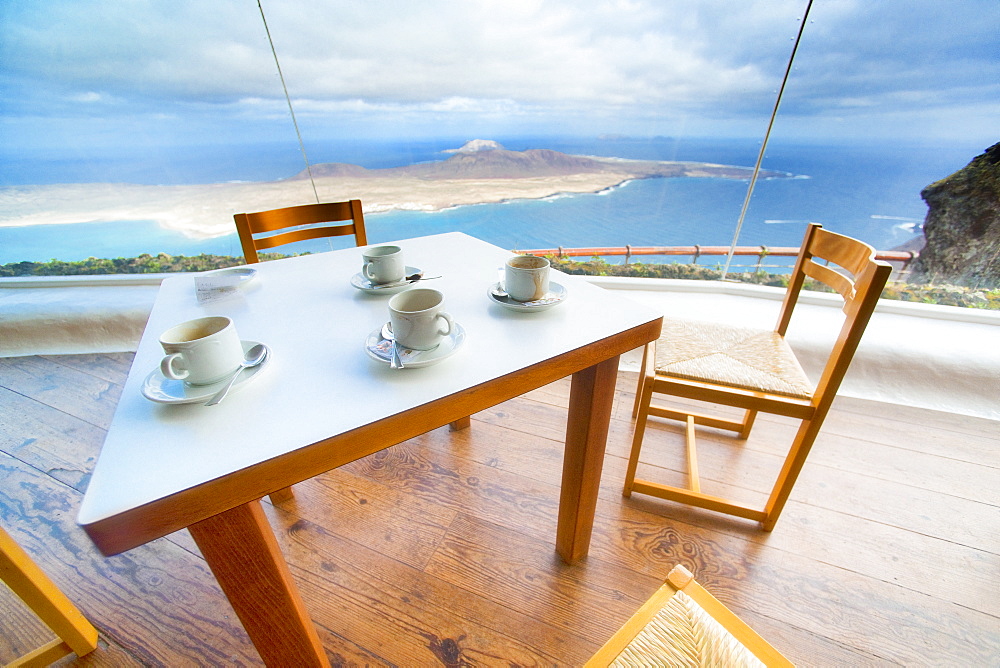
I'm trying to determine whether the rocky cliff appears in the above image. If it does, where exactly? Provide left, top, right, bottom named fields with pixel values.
left=911, top=142, right=1000, bottom=287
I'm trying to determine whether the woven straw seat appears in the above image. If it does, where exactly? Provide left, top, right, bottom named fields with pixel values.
left=586, top=565, right=792, bottom=667
left=625, top=224, right=891, bottom=530
left=654, top=319, right=812, bottom=399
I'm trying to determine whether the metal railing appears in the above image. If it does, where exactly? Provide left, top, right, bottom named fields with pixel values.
left=515, top=244, right=919, bottom=275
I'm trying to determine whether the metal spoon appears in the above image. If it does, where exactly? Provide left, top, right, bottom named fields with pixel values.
left=380, top=322, right=404, bottom=369
left=369, top=273, right=441, bottom=290
left=205, top=344, right=268, bottom=406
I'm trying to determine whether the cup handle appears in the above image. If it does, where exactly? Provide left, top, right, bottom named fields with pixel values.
left=362, top=260, right=376, bottom=281
left=160, top=353, right=190, bottom=380
left=436, top=312, right=454, bottom=337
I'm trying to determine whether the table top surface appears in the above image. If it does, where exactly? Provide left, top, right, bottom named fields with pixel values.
left=78, top=232, right=661, bottom=529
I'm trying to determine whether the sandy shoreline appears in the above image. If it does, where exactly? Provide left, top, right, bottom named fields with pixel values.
left=0, top=171, right=642, bottom=240
left=0, top=147, right=774, bottom=240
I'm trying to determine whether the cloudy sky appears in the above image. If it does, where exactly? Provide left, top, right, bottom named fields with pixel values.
left=1, top=0, right=997, bottom=159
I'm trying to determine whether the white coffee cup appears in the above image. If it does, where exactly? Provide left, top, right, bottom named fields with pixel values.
left=159, top=316, right=244, bottom=385
left=362, top=245, right=405, bottom=285
left=505, top=255, right=550, bottom=302
left=388, top=288, right=454, bottom=350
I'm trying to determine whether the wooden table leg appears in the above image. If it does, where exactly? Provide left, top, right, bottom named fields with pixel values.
left=448, top=415, right=472, bottom=431
left=556, top=355, right=620, bottom=564
left=189, top=500, right=329, bottom=668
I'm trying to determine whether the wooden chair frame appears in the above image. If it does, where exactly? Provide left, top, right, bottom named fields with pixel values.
left=625, top=223, right=892, bottom=530
left=233, top=199, right=368, bottom=264
left=1, top=525, right=99, bottom=666
left=586, top=564, right=792, bottom=667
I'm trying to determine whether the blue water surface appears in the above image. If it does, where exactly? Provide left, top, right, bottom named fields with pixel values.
left=0, top=136, right=983, bottom=265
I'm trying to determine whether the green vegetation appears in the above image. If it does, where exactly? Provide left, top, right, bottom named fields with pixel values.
left=0, top=252, right=292, bottom=277
left=2, top=253, right=997, bottom=310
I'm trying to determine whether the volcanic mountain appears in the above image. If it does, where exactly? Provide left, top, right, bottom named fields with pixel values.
left=294, top=143, right=783, bottom=182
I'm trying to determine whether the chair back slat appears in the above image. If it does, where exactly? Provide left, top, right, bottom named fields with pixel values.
left=244, top=201, right=358, bottom=234
left=810, top=228, right=875, bottom=276
left=803, top=259, right=856, bottom=303
left=252, top=223, right=359, bottom=250
left=233, top=200, right=367, bottom=263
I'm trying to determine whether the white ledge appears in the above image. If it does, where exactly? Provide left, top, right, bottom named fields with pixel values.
left=0, top=274, right=175, bottom=288
left=1, top=274, right=997, bottom=420
left=587, top=276, right=1000, bottom=325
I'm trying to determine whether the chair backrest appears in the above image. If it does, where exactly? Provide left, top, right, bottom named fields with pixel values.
left=777, top=223, right=892, bottom=411
left=233, top=200, right=367, bottom=263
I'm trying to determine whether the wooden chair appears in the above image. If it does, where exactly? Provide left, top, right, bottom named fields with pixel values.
left=1, top=525, right=99, bottom=666
left=625, top=223, right=891, bottom=530
left=233, top=200, right=368, bottom=263
left=586, top=564, right=792, bottom=667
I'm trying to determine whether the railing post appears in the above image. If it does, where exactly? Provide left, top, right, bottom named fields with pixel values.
left=624, top=245, right=632, bottom=265
left=757, top=245, right=769, bottom=272
left=693, top=245, right=701, bottom=264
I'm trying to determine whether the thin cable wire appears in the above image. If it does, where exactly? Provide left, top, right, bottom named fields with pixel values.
left=722, top=0, right=814, bottom=279
left=257, top=0, right=319, bottom=204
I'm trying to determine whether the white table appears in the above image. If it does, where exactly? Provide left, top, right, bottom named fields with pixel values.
left=78, top=232, right=662, bottom=666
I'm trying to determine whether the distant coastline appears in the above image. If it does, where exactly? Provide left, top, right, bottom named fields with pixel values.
left=0, top=141, right=785, bottom=241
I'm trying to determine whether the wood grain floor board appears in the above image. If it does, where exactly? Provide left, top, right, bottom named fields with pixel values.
left=38, top=352, right=134, bottom=386
left=263, top=506, right=583, bottom=666
left=0, top=356, right=124, bottom=430
left=271, top=468, right=456, bottom=572
left=0, top=584, right=52, bottom=665
left=1, top=453, right=261, bottom=666
left=606, top=414, right=1000, bottom=531
left=1, top=353, right=997, bottom=666
left=0, top=385, right=106, bottom=492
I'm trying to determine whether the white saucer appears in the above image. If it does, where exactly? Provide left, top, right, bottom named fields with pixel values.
left=195, top=267, right=259, bottom=304
left=211, top=266, right=258, bottom=284
left=487, top=281, right=568, bottom=312
left=365, top=322, right=466, bottom=368
left=142, top=340, right=271, bottom=404
left=351, top=266, right=423, bottom=294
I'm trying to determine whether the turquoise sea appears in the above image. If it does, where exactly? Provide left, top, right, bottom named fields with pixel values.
left=0, top=136, right=984, bottom=265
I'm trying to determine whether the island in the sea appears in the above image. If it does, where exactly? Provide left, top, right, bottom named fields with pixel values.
left=0, top=139, right=788, bottom=240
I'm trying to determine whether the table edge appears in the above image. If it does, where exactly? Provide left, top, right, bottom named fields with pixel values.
left=80, top=315, right=662, bottom=555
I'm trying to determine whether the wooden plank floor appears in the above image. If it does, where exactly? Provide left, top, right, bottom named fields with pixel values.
left=1, top=352, right=998, bottom=666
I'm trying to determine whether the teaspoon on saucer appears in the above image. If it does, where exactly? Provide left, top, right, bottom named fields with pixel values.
left=368, top=273, right=441, bottom=290
left=204, top=344, right=268, bottom=406
left=380, top=323, right=404, bottom=369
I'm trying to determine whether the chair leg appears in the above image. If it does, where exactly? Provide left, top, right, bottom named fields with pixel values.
left=683, top=416, right=700, bottom=492
left=761, top=417, right=822, bottom=531
left=631, top=344, right=650, bottom=419
left=0, top=527, right=99, bottom=662
left=738, top=409, right=758, bottom=440
left=624, top=374, right=655, bottom=498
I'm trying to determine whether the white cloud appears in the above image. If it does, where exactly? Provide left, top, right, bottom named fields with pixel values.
left=1, top=0, right=997, bottom=141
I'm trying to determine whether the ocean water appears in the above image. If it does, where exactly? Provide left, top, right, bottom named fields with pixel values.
left=0, top=136, right=982, bottom=265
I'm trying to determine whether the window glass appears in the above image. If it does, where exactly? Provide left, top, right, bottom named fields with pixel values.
left=1, top=1, right=995, bottom=288
left=739, top=0, right=997, bottom=281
